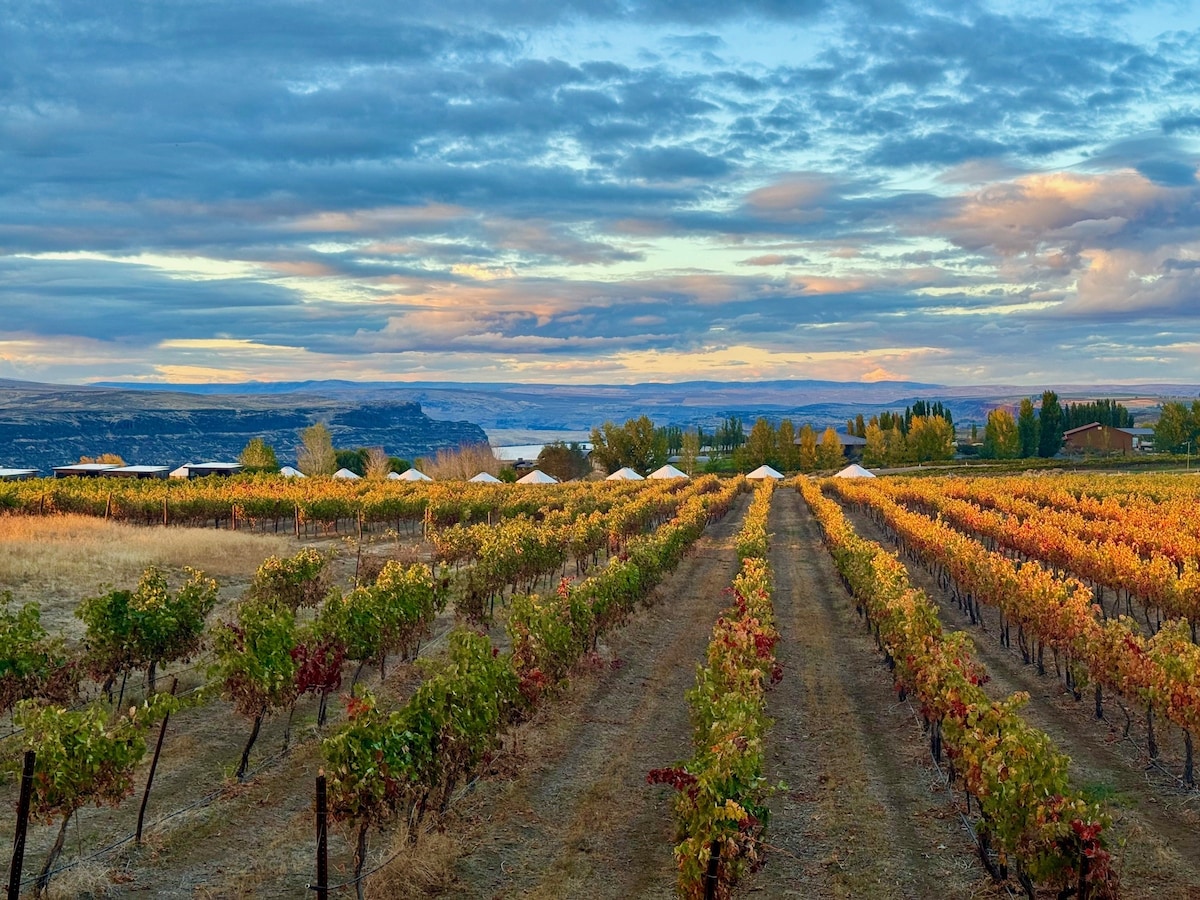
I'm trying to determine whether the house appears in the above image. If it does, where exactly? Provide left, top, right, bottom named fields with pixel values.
left=0, top=468, right=38, bottom=481
left=1062, top=423, right=1153, bottom=455
left=794, top=431, right=867, bottom=459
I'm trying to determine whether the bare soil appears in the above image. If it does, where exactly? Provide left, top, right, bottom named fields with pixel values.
left=439, top=493, right=752, bottom=900
left=841, top=495, right=1200, bottom=899
left=737, top=488, right=989, bottom=899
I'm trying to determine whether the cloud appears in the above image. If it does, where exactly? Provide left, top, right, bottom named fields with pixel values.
left=3, top=1, right=1200, bottom=387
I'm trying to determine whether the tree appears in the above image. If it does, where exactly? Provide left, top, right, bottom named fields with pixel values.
left=363, top=447, right=392, bottom=480
left=1154, top=401, right=1192, bottom=452
left=739, top=417, right=777, bottom=470
left=678, top=430, right=702, bottom=476
left=776, top=419, right=799, bottom=472
left=297, top=423, right=337, bottom=476
left=981, top=408, right=1020, bottom=459
left=422, top=443, right=500, bottom=480
left=797, top=425, right=818, bottom=471
left=907, top=416, right=955, bottom=462
left=816, top=427, right=844, bottom=470
left=657, top=425, right=684, bottom=456
left=588, top=416, right=667, bottom=474
left=1017, top=398, right=1039, bottom=458
left=1038, top=390, right=1064, bottom=458
left=862, top=422, right=888, bottom=468
left=537, top=442, right=592, bottom=482
left=714, top=416, right=745, bottom=453
left=239, top=438, right=279, bottom=473
left=79, top=453, right=126, bottom=465
left=335, top=448, right=369, bottom=476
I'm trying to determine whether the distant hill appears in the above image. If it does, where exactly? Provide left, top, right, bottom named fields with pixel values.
left=0, top=380, right=487, bottom=472
left=92, top=377, right=1186, bottom=445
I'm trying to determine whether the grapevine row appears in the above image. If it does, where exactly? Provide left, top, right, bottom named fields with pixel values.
left=798, top=479, right=1111, bottom=897
left=321, top=477, right=746, bottom=891
left=653, top=478, right=778, bottom=899
left=831, top=478, right=1200, bottom=787
left=877, top=477, right=1198, bottom=628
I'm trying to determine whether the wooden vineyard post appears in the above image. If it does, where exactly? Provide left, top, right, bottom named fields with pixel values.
left=136, top=678, right=178, bottom=844
left=314, top=771, right=329, bottom=900
left=703, top=839, right=720, bottom=900
left=295, top=503, right=301, bottom=538
left=8, top=750, right=35, bottom=900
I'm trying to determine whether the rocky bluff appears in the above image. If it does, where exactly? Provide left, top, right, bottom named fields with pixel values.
left=0, top=380, right=488, bottom=471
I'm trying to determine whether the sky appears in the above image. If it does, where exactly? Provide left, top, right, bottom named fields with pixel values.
left=2, top=0, right=1200, bottom=387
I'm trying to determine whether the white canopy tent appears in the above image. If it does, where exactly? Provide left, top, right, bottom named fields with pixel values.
left=391, top=468, right=433, bottom=482
left=647, top=464, right=688, bottom=480
left=833, top=463, right=877, bottom=479
left=746, top=464, right=784, bottom=480
left=516, top=469, right=559, bottom=484
left=605, top=466, right=645, bottom=481
left=469, top=472, right=502, bottom=483
left=332, top=468, right=361, bottom=480
left=279, top=465, right=306, bottom=478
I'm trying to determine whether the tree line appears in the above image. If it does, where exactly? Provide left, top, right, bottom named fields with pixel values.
left=979, top=392, right=1134, bottom=459
left=1152, top=400, right=1200, bottom=453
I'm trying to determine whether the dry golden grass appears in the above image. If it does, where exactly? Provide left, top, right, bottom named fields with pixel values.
left=42, top=859, right=112, bottom=899
left=0, top=513, right=292, bottom=638
left=368, top=825, right=462, bottom=898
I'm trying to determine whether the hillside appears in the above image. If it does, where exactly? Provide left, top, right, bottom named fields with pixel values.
left=0, top=380, right=487, bottom=471
left=94, top=377, right=1182, bottom=444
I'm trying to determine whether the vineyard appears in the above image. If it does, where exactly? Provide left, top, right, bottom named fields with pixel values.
left=2, top=472, right=1200, bottom=897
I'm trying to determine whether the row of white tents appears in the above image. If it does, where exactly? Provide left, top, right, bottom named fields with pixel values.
left=279, top=461, right=878, bottom=483
left=284, top=466, right=565, bottom=484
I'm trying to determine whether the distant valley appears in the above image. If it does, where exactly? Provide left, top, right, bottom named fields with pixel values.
left=2, top=376, right=1186, bottom=472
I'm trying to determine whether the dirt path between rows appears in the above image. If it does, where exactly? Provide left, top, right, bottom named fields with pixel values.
left=442, top=494, right=751, bottom=900
left=738, top=488, right=987, bottom=899
left=840, top=495, right=1200, bottom=899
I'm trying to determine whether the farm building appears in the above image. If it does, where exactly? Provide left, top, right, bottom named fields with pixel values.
left=0, top=468, right=38, bottom=481
left=175, top=462, right=245, bottom=478
left=109, top=465, right=170, bottom=479
left=52, top=463, right=122, bottom=478
left=1062, top=423, right=1154, bottom=455
left=793, top=431, right=867, bottom=459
